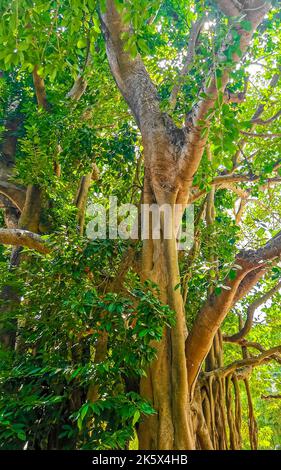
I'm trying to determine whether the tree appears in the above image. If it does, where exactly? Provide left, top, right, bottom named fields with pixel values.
left=0, top=0, right=280, bottom=451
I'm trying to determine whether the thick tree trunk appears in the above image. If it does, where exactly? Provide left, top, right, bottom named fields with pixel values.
left=137, top=174, right=194, bottom=450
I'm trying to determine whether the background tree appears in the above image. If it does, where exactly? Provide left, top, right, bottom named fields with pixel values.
left=0, top=0, right=280, bottom=450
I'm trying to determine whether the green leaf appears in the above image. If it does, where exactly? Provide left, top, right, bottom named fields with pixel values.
left=132, top=410, right=140, bottom=425
left=93, top=17, right=101, bottom=33
left=240, top=20, right=252, bottom=32
left=137, top=39, right=150, bottom=55
left=77, top=38, right=87, bottom=48
left=17, top=430, right=27, bottom=441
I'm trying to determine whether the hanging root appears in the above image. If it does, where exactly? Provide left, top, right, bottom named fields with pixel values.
left=244, top=378, right=258, bottom=450
left=196, top=368, right=245, bottom=450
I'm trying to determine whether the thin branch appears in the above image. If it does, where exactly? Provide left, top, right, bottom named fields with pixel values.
left=240, top=131, right=281, bottom=138
left=66, top=39, right=91, bottom=101
left=204, top=345, right=281, bottom=378
left=190, top=174, right=281, bottom=203
left=224, top=279, right=281, bottom=343
left=169, top=17, right=205, bottom=111
left=232, top=71, right=280, bottom=168
left=75, top=163, right=100, bottom=235
left=261, top=394, right=281, bottom=400
left=66, top=75, right=88, bottom=101
left=225, top=339, right=281, bottom=365
left=235, top=197, right=248, bottom=225
left=252, top=108, right=281, bottom=125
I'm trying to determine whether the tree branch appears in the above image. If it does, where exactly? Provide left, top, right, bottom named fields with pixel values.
left=99, top=0, right=161, bottom=131
left=32, top=65, right=49, bottom=111
left=179, top=0, right=270, bottom=192
left=190, top=174, right=281, bottom=203
left=223, top=89, right=247, bottom=103
left=224, top=76, right=249, bottom=104
left=75, top=163, right=100, bottom=235
left=169, top=17, right=205, bottom=111
left=261, top=394, right=281, bottom=400
left=252, top=108, right=281, bottom=125
left=67, top=75, right=88, bottom=101
left=186, top=267, right=248, bottom=393
left=224, top=279, right=281, bottom=343
left=232, top=71, right=280, bottom=168
left=225, top=339, right=281, bottom=365
left=0, top=195, right=19, bottom=229
left=233, top=267, right=267, bottom=303
left=186, top=228, right=281, bottom=393
left=0, top=228, right=50, bottom=254
left=240, top=131, right=281, bottom=138
left=66, top=35, right=91, bottom=101
left=240, top=230, right=281, bottom=269
left=0, top=181, right=26, bottom=212
left=204, top=345, right=281, bottom=379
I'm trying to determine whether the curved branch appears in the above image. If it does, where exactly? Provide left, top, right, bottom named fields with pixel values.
left=233, top=267, right=267, bottom=303
left=67, top=75, right=88, bottom=101
left=252, top=108, right=281, bottom=125
left=224, top=279, right=281, bottom=343
left=241, top=230, right=281, bottom=269
left=0, top=228, right=50, bottom=254
left=190, top=174, right=281, bottom=203
left=186, top=230, right=281, bottom=393
left=0, top=181, right=26, bottom=211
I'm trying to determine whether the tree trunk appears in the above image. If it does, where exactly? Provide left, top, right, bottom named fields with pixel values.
left=137, top=173, right=194, bottom=450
